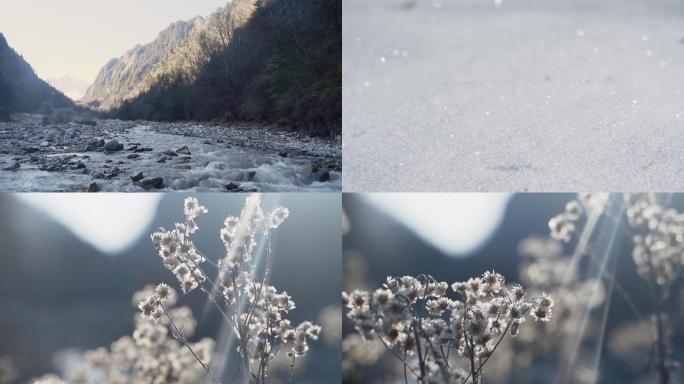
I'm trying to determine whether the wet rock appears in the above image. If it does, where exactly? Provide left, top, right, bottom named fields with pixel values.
left=92, top=167, right=121, bottom=180
left=176, top=145, right=191, bottom=155
left=23, top=147, right=39, bottom=154
left=225, top=183, right=240, bottom=191
left=134, top=147, right=153, bottom=153
left=131, top=172, right=144, bottom=182
left=208, top=162, right=226, bottom=170
left=174, top=164, right=192, bottom=170
left=302, top=165, right=316, bottom=177
left=74, top=161, right=86, bottom=169
left=1, top=161, right=20, bottom=171
left=65, top=129, right=78, bottom=140
left=162, top=150, right=178, bottom=157
left=88, top=182, right=100, bottom=192
left=40, top=157, right=68, bottom=172
left=127, top=145, right=138, bottom=152
left=318, top=170, right=331, bottom=182
left=279, top=151, right=288, bottom=158
left=140, top=177, right=165, bottom=190
left=82, top=139, right=104, bottom=152
left=104, top=139, right=124, bottom=152
left=76, top=119, right=97, bottom=126
left=127, top=154, right=140, bottom=159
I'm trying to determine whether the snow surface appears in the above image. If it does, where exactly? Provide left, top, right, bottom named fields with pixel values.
left=343, top=0, right=684, bottom=191
left=0, top=119, right=340, bottom=192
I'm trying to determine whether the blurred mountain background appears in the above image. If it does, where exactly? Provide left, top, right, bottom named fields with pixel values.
left=45, top=76, right=91, bottom=101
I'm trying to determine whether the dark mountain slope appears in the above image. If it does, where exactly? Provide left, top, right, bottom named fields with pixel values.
left=0, top=33, right=74, bottom=116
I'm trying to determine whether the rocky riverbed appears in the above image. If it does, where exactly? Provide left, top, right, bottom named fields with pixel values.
left=0, top=116, right=341, bottom=192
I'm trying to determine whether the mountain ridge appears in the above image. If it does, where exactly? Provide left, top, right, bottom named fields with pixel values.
left=81, top=15, right=209, bottom=110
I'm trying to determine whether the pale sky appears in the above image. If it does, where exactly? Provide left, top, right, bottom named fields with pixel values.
left=0, top=0, right=229, bottom=84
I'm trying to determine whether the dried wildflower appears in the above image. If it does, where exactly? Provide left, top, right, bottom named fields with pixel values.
left=343, top=272, right=551, bottom=383
left=147, top=195, right=320, bottom=383
left=155, top=283, right=174, bottom=303
left=36, top=285, right=215, bottom=384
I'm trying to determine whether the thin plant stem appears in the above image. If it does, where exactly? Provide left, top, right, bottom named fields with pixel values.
left=161, top=303, right=221, bottom=384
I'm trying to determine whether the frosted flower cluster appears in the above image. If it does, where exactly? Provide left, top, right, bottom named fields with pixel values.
left=548, top=201, right=582, bottom=242
left=511, top=236, right=606, bottom=383
left=146, top=195, right=320, bottom=382
left=548, top=193, right=609, bottom=242
left=150, top=197, right=208, bottom=294
left=625, top=194, right=684, bottom=286
left=32, top=286, right=214, bottom=384
left=343, top=272, right=552, bottom=383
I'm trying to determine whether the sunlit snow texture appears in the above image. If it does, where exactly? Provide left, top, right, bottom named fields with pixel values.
left=343, top=0, right=684, bottom=191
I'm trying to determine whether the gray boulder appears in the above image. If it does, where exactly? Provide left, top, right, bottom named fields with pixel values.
left=82, top=139, right=104, bottom=152
left=104, top=139, right=124, bottom=152
left=1, top=161, right=20, bottom=171
left=140, top=177, right=165, bottom=190
left=176, top=145, right=191, bottom=155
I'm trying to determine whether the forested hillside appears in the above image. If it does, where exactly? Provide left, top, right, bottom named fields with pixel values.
left=111, top=0, right=341, bottom=137
left=0, top=33, right=74, bottom=119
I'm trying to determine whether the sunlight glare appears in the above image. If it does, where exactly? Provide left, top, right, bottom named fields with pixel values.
left=363, top=193, right=512, bottom=256
left=17, top=194, right=163, bottom=254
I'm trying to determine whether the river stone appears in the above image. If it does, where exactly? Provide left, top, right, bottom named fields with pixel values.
left=1, top=161, right=20, bottom=171
left=82, top=139, right=104, bottom=152
left=140, top=177, right=165, bottom=190
left=176, top=145, right=191, bottom=155
left=76, top=119, right=97, bottom=126
left=318, top=170, right=331, bottom=182
left=105, top=139, right=124, bottom=152
left=131, top=172, right=144, bottom=182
